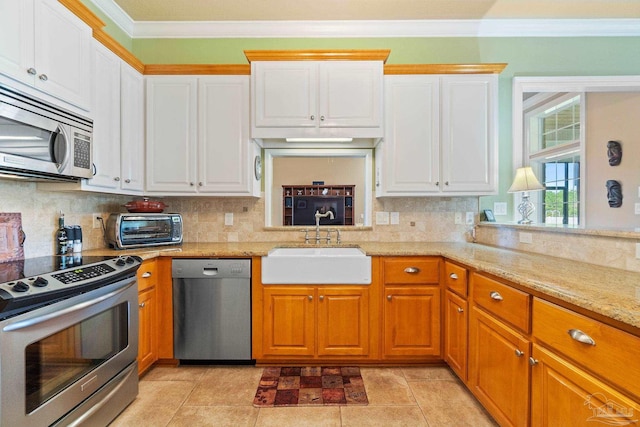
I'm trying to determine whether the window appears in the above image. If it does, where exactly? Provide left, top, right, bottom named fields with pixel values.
left=524, top=93, right=583, bottom=226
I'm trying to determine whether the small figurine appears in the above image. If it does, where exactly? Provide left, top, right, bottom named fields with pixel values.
left=607, top=140, right=622, bottom=166
left=606, top=180, right=622, bottom=208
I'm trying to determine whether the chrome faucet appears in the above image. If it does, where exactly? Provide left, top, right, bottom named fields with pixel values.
left=314, top=210, right=334, bottom=243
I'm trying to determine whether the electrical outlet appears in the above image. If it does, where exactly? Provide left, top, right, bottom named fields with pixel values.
left=636, top=243, right=640, bottom=259
left=494, top=202, right=507, bottom=216
left=224, top=213, right=233, bottom=226
left=635, top=203, right=640, bottom=215
left=93, top=214, right=101, bottom=229
left=519, top=232, right=533, bottom=244
left=390, top=212, right=400, bottom=225
left=376, top=211, right=390, bottom=225
left=454, top=212, right=463, bottom=224
left=465, top=212, right=474, bottom=225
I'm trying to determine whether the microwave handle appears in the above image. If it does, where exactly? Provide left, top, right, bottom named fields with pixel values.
left=50, top=125, right=69, bottom=168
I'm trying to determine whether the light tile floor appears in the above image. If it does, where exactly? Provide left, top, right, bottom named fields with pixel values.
left=110, top=365, right=497, bottom=427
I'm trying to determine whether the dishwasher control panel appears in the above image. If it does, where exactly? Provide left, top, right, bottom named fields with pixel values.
left=172, top=259, right=251, bottom=279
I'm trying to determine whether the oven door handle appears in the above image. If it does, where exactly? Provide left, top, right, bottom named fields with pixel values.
left=2, top=281, right=135, bottom=332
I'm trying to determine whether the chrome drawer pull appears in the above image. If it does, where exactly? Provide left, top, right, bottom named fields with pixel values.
left=141, top=272, right=152, bottom=278
left=404, top=267, right=420, bottom=274
left=568, top=329, right=596, bottom=346
left=514, top=349, right=524, bottom=357
left=457, top=307, right=464, bottom=313
left=449, top=273, right=458, bottom=280
left=489, top=291, right=503, bottom=301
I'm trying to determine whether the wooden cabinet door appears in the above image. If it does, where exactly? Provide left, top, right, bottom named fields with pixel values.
left=262, top=286, right=315, bottom=357
left=531, top=344, right=640, bottom=427
left=137, top=286, right=157, bottom=375
left=469, top=306, right=530, bottom=427
left=379, top=75, right=440, bottom=195
left=440, top=74, right=497, bottom=194
left=383, top=285, right=441, bottom=357
left=317, top=287, right=370, bottom=357
left=146, top=76, right=198, bottom=192
left=444, top=289, right=468, bottom=381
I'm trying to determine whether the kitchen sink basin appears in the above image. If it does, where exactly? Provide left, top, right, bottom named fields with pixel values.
left=261, top=246, right=371, bottom=284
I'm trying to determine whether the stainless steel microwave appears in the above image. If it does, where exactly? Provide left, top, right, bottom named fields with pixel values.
left=0, top=84, right=93, bottom=181
left=106, top=213, right=183, bottom=249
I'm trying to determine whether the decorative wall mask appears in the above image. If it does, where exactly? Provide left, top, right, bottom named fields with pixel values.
left=606, top=180, right=622, bottom=207
left=607, top=140, right=622, bottom=166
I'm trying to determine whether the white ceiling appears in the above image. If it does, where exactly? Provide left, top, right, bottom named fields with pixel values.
left=111, top=0, right=640, bottom=21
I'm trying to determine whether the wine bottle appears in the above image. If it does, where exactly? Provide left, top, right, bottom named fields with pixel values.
left=56, top=213, right=68, bottom=255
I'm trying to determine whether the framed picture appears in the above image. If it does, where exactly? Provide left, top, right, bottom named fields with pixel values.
left=296, top=200, right=307, bottom=209
left=483, top=209, right=496, bottom=222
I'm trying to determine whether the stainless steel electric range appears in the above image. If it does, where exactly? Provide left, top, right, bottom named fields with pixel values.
left=0, top=255, right=142, bottom=427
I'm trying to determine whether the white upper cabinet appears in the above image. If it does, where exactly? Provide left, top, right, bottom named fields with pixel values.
left=377, top=74, right=498, bottom=197
left=0, top=0, right=91, bottom=110
left=119, top=62, right=145, bottom=193
left=87, top=40, right=121, bottom=191
left=146, top=75, right=260, bottom=196
left=251, top=61, right=383, bottom=139
left=440, top=75, right=497, bottom=193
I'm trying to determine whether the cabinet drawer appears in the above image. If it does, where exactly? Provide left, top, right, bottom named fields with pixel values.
left=533, top=298, right=640, bottom=399
left=471, top=273, right=530, bottom=333
left=137, top=260, right=157, bottom=292
left=383, top=257, right=440, bottom=284
left=444, top=261, right=467, bottom=297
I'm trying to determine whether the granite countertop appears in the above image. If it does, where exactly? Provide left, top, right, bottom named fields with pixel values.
left=84, top=241, right=640, bottom=331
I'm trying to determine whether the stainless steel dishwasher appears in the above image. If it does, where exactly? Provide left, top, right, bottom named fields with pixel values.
left=172, top=259, right=252, bottom=361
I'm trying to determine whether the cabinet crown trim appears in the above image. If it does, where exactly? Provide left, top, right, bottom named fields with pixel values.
left=384, top=63, right=507, bottom=75
left=244, top=49, right=391, bottom=63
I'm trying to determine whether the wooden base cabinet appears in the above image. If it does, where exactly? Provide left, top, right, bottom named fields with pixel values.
left=260, top=285, right=371, bottom=359
left=444, top=290, right=467, bottom=380
left=469, top=306, right=530, bottom=427
left=381, top=257, right=441, bottom=359
left=137, top=260, right=158, bottom=375
left=530, top=344, right=640, bottom=427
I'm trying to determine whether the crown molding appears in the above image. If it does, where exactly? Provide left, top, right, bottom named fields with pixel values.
left=87, top=1, right=640, bottom=39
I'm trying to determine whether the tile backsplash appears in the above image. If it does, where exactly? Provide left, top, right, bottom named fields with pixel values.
left=4, top=180, right=638, bottom=274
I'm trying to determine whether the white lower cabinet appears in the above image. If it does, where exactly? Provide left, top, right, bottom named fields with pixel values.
left=376, top=74, right=498, bottom=197
left=146, top=75, right=260, bottom=196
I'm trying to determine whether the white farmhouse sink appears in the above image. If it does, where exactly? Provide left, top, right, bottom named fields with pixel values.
left=261, top=247, right=371, bottom=284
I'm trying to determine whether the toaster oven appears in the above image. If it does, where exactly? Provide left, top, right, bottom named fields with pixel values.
left=106, top=213, right=182, bottom=249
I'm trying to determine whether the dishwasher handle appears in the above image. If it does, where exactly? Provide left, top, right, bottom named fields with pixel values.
left=203, top=267, right=218, bottom=276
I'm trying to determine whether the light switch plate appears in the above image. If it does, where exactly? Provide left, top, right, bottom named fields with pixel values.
left=465, top=212, right=474, bottom=225
left=390, top=212, right=400, bottom=225
left=519, top=232, right=533, bottom=244
left=494, top=202, right=507, bottom=216
left=376, top=211, right=390, bottom=225
left=224, top=213, right=233, bottom=226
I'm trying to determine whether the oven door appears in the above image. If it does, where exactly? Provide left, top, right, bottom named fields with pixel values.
left=0, top=277, right=138, bottom=427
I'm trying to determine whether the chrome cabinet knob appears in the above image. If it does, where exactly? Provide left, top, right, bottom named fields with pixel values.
left=319, top=295, right=324, bottom=301
left=308, top=295, right=313, bottom=301
left=529, top=357, right=539, bottom=366
left=114, top=177, right=120, bottom=181
left=445, top=181, right=449, bottom=186
left=125, top=179, right=131, bottom=183
left=449, top=273, right=458, bottom=280
left=141, top=272, right=152, bottom=278
left=38, top=74, right=48, bottom=81
left=515, top=349, right=524, bottom=357
left=310, top=115, right=315, bottom=120
left=190, top=182, right=194, bottom=186
left=27, top=67, right=37, bottom=75
left=387, top=295, right=392, bottom=301
left=435, top=181, right=440, bottom=186
left=320, top=115, right=325, bottom=121
left=457, top=307, right=464, bottom=313
left=139, top=302, right=145, bottom=308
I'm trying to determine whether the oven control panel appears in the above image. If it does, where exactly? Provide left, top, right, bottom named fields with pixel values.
left=0, top=256, right=142, bottom=318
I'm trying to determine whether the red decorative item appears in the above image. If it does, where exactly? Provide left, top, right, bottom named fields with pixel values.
left=123, top=197, right=167, bottom=213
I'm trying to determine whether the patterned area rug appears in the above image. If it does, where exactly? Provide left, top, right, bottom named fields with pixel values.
left=253, top=366, right=369, bottom=407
